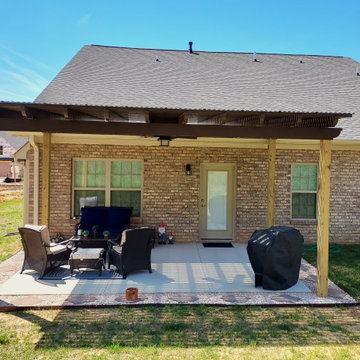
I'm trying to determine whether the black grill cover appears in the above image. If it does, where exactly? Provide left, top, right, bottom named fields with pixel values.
left=247, top=226, right=304, bottom=290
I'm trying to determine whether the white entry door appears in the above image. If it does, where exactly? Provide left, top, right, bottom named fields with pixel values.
left=200, top=163, right=236, bottom=240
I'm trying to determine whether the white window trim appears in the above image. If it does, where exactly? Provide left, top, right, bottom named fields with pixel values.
left=290, top=163, right=318, bottom=221
left=72, top=158, right=143, bottom=218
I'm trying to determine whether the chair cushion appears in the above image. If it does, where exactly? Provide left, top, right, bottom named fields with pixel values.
left=46, top=243, right=68, bottom=255
left=71, top=247, right=103, bottom=260
left=105, top=207, right=132, bottom=227
left=24, top=224, right=51, bottom=246
left=81, top=207, right=106, bottom=227
left=120, top=229, right=130, bottom=246
left=110, top=245, right=122, bottom=254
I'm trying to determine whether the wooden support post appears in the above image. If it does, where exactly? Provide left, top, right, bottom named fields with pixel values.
left=259, top=114, right=265, bottom=125
left=267, top=139, right=276, bottom=228
left=317, top=139, right=331, bottom=297
left=41, top=132, right=51, bottom=226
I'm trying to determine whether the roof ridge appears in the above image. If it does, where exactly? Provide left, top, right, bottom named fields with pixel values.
left=87, top=44, right=347, bottom=59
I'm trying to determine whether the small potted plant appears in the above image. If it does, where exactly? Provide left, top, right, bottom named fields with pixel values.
left=103, top=230, right=110, bottom=240
left=83, top=230, right=90, bottom=239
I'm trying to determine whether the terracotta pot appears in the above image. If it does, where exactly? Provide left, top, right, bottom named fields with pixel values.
left=126, top=287, right=138, bottom=301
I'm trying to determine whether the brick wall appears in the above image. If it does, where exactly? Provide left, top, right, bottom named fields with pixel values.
left=26, top=143, right=360, bottom=244
left=0, top=161, right=11, bottom=177
left=0, top=136, right=16, bottom=158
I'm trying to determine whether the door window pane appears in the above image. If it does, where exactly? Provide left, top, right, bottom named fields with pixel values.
left=207, top=171, right=227, bottom=230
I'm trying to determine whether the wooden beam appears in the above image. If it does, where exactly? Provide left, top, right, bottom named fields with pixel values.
left=41, top=132, right=51, bottom=227
left=21, top=106, right=34, bottom=120
left=128, top=110, right=149, bottom=123
left=203, top=113, right=227, bottom=124
left=259, top=114, right=265, bottom=125
left=267, top=114, right=297, bottom=126
left=267, top=139, right=276, bottom=227
left=234, top=114, right=261, bottom=125
left=62, top=108, right=75, bottom=120
left=104, top=109, right=110, bottom=121
left=179, top=112, right=199, bottom=124
left=317, top=139, right=331, bottom=297
left=0, top=117, right=342, bottom=139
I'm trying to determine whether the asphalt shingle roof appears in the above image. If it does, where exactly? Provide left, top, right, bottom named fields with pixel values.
left=35, top=45, right=360, bottom=140
left=0, top=131, right=27, bottom=150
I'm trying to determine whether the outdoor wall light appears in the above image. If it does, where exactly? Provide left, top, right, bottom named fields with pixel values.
left=158, top=136, right=171, bottom=146
left=186, top=164, right=192, bottom=176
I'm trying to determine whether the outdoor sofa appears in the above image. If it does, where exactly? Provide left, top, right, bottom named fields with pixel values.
left=75, top=206, right=132, bottom=238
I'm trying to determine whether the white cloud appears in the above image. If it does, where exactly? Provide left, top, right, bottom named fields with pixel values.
left=2, top=58, right=48, bottom=89
left=0, top=89, right=33, bottom=102
left=77, top=13, right=92, bottom=26
left=0, top=44, right=51, bottom=70
left=0, top=45, right=51, bottom=101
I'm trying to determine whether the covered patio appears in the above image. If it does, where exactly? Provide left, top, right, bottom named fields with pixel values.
left=0, top=101, right=353, bottom=299
left=0, top=243, right=355, bottom=310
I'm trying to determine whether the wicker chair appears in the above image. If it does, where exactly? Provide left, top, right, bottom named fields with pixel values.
left=107, top=227, right=154, bottom=279
left=19, top=224, right=71, bottom=279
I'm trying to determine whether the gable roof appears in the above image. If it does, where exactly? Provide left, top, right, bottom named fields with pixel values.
left=34, top=45, right=360, bottom=140
left=0, top=131, right=28, bottom=150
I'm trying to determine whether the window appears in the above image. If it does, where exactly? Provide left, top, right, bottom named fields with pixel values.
left=73, top=159, right=142, bottom=217
left=0, top=145, right=3, bottom=155
left=291, top=164, right=317, bottom=220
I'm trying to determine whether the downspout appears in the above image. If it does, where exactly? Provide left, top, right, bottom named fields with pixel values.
left=14, top=150, right=29, bottom=225
left=29, top=136, right=39, bottom=225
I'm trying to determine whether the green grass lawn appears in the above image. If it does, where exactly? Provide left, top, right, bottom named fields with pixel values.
left=0, top=198, right=23, bottom=262
left=0, top=306, right=359, bottom=359
left=303, top=244, right=360, bottom=301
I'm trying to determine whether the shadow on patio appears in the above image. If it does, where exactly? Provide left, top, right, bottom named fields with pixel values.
left=0, top=243, right=356, bottom=309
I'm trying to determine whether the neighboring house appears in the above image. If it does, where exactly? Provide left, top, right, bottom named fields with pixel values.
left=0, top=131, right=27, bottom=178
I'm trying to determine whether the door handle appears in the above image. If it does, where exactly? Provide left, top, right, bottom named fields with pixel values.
left=200, top=198, right=206, bottom=207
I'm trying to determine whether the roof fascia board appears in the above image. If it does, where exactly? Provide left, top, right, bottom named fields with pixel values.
left=7, top=132, right=360, bottom=150
left=0, top=117, right=341, bottom=139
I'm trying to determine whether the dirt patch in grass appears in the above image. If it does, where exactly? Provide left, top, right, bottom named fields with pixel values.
left=0, top=186, right=24, bottom=202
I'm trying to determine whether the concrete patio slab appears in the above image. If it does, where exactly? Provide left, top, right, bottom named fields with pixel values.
left=0, top=243, right=356, bottom=310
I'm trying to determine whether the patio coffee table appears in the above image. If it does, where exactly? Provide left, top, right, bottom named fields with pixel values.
left=68, top=236, right=113, bottom=249
left=69, top=247, right=105, bottom=276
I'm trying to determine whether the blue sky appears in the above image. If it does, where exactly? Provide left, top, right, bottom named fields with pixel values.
left=1, top=0, right=359, bottom=102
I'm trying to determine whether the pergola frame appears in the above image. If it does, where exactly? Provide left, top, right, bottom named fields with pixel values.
left=0, top=102, right=352, bottom=297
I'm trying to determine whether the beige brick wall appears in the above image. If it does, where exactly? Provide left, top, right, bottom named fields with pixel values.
left=0, top=161, right=11, bottom=177
left=26, top=143, right=360, bottom=244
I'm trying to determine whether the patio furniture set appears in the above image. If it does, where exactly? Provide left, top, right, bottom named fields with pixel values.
left=19, top=207, right=155, bottom=279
